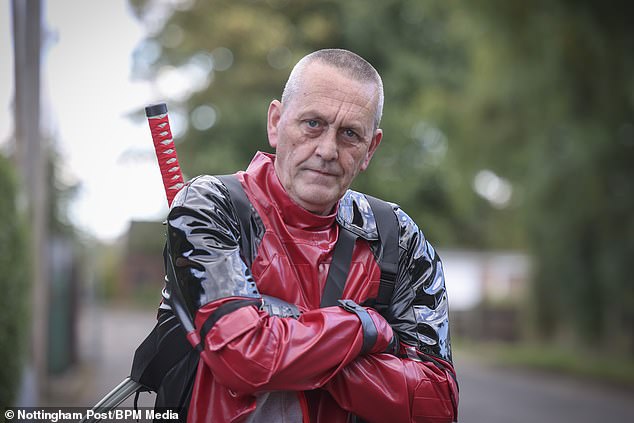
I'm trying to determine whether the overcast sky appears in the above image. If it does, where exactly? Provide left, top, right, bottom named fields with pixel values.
left=1, top=0, right=169, bottom=241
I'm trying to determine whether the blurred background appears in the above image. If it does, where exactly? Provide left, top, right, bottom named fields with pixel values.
left=1, top=0, right=633, bottom=421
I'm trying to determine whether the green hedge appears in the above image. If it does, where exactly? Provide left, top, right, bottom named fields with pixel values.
left=0, top=155, right=30, bottom=406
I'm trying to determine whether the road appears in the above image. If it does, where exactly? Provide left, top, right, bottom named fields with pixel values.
left=45, top=306, right=634, bottom=422
left=455, top=352, right=634, bottom=422
left=44, top=305, right=158, bottom=409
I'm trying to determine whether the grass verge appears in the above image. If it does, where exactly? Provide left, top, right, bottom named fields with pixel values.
left=454, top=340, right=634, bottom=389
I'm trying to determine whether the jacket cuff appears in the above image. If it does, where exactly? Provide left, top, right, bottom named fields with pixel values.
left=338, top=299, right=393, bottom=355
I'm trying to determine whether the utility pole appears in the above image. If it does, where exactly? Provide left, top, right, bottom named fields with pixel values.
left=12, top=0, right=49, bottom=402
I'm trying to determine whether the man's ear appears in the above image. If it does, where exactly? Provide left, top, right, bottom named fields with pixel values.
left=267, top=100, right=282, bottom=148
left=360, top=129, right=383, bottom=171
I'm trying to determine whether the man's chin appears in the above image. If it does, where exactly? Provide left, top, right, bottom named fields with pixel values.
left=295, top=187, right=340, bottom=215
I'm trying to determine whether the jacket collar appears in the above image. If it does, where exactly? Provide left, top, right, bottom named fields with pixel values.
left=244, top=152, right=338, bottom=231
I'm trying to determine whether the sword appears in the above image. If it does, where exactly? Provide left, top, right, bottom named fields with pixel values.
left=145, top=103, right=185, bottom=207
left=146, top=102, right=202, bottom=350
left=81, top=103, right=188, bottom=422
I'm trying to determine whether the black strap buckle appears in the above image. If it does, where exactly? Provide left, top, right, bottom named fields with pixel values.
left=338, top=299, right=363, bottom=313
left=260, top=295, right=300, bottom=319
left=337, top=299, right=377, bottom=355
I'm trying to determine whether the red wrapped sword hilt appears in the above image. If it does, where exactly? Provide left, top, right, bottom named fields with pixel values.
left=145, top=103, right=184, bottom=207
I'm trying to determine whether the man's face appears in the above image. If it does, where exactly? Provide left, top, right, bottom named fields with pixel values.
left=267, top=63, right=383, bottom=215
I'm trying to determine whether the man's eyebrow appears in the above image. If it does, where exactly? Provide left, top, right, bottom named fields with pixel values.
left=297, top=109, right=326, bottom=120
left=345, top=122, right=365, bottom=131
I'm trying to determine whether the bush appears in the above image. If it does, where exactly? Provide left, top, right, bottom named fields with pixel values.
left=0, top=155, right=30, bottom=406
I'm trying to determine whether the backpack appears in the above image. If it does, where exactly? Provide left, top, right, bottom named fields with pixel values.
left=129, top=174, right=400, bottom=420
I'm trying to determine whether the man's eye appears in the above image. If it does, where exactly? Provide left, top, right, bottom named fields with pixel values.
left=306, top=120, right=319, bottom=128
left=343, top=129, right=358, bottom=140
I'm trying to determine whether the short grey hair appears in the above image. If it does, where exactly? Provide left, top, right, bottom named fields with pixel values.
left=281, top=49, right=384, bottom=129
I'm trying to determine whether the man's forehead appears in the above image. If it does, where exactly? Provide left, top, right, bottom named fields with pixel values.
left=296, top=92, right=374, bottom=117
left=300, top=62, right=372, bottom=89
left=289, top=65, right=378, bottom=118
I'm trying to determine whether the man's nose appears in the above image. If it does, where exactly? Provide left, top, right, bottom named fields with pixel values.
left=315, top=129, right=338, bottom=161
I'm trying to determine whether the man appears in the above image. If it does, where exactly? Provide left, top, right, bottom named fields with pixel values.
left=160, top=49, right=458, bottom=422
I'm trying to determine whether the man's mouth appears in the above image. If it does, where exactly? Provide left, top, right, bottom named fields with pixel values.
left=304, top=167, right=340, bottom=177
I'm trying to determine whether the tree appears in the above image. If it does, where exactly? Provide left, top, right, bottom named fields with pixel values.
left=0, top=155, right=30, bottom=406
left=457, top=0, right=634, bottom=350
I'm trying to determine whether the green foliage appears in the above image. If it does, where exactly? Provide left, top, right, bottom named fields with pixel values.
left=47, top=149, right=81, bottom=237
left=0, top=155, right=30, bottom=406
left=458, top=1, right=634, bottom=352
left=458, top=341, right=634, bottom=388
left=129, top=0, right=634, bottom=354
left=95, top=242, right=123, bottom=301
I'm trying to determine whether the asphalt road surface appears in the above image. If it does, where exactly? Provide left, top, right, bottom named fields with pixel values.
left=455, top=353, right=634, bottom=422
left=45, top=306, right=634, bottom=422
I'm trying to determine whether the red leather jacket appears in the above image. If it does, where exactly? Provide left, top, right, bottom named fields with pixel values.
left=163, top=152, right=458, bottom=422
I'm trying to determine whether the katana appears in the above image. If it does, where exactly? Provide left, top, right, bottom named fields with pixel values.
left=146, top=104, right=202, bottom=350
left=81, top=103, right=189, bottom=423
left=145, top=103, right=185, bottom=207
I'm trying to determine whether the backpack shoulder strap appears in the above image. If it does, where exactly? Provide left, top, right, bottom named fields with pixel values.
left=216, top=174, right=255, bottom=267
left=320, top=227, right=357, bottom=307
left=364, top=195, right=399, bottom=311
